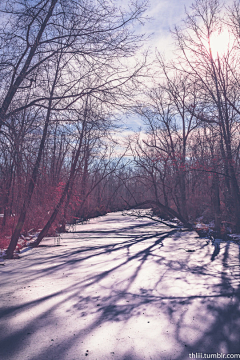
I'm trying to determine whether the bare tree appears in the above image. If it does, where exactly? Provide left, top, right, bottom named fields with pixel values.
left=171, top=0, right=240, bottom=231
left=0, top=0, right=147, bottom=131
left=132, top=66, right=199, bottom=222
left=1, top=0, right=148, bottom=257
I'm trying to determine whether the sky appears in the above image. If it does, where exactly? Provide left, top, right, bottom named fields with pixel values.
left=121, top=0, right=233, bottom=130
left=143, top=0, right=194, bottom=54
left=119, top=0, right=195, bottom=133
left=115, top=0, right=234, bottom=151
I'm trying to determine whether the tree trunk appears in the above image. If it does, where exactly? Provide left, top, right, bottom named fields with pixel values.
left=1, top=163, right=14, bottom=228
left=179, top=171, right=188, bottom=221
left=0, top=0, right=58, bottom=131
left=211, top=172, right=221, bottom=234
left=5, top=96, right=55, bottom=258
left=31, top=100, right=88, bottom=247
left=31, top=180, right=71, bottom=246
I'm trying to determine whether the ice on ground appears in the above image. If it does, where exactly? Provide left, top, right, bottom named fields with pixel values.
left=1, top=211, right=240, bottom=360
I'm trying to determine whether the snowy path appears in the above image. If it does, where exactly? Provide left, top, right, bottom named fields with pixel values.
left=1, top=212, right=240, bottom=360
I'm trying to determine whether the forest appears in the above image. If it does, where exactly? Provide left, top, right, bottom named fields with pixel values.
left=1, top=0, right=240, bottom=259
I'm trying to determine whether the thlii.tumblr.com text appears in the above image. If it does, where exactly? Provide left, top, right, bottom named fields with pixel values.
left=189, top=353, right=240, bottom=359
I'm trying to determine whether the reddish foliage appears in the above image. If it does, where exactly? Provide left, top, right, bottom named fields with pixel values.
left=0, top=216, right=16, bottom=250
left=0, top=236, right=11, bottom=250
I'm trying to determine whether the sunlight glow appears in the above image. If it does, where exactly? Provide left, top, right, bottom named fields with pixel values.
left=208, top=29, right=234, bottom=58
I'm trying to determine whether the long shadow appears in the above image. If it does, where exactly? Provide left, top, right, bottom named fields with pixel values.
left=1, top=216, right=240, bottom=360
left=68, top=219, right=160, bottom=234
left=8, top=229, right=171, bottom=283
left=173, top=241, right=240, bottom=359
left=0, top=224, right=175, bottom=359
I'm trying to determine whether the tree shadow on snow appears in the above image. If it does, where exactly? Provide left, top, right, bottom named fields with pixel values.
left=1, top=217, right=240, bottom=360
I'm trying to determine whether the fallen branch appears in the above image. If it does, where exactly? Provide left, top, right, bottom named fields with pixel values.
left=122, top=199, right=193, bottom=230
left=123, top=209, right=180, bottom=229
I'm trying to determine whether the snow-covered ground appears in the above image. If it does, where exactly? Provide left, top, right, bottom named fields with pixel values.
left=1, top=211, right=240, bottom=360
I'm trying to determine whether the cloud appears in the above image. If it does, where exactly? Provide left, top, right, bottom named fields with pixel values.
left=142, top=0, right=194, bottom=56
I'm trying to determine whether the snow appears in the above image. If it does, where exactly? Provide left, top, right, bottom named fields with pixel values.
left=1, top=211, right=240, bottom=359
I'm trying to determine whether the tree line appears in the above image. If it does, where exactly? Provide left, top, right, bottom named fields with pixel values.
left=1, top=0, right=240, bottom=257
left=127, top=0, right=240, bottom=236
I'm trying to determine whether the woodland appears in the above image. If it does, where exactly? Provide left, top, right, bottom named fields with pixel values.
left=1, top=0, right=240, bottom=258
